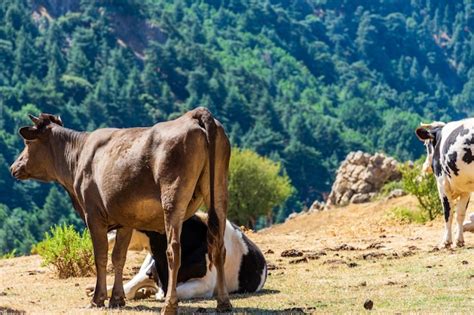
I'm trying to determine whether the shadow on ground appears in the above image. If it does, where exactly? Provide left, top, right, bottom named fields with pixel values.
left=121, top=289, right=315, bottom=314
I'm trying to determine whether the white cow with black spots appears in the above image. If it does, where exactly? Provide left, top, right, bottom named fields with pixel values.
left=416, top=119, right=474, bottom=247
left=90, top=213, right=267, bottom=300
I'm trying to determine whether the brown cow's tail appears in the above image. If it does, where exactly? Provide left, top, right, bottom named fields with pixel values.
left=194, top=107, right=221, bottom=270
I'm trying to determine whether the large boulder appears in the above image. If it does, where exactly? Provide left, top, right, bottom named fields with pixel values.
left=327, top=151, right=401, bottom=206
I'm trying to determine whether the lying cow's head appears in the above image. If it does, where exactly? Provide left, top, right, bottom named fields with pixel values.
left=10, top=113, right=63, bottom=182
left=415, top=121, right=446, bottom=174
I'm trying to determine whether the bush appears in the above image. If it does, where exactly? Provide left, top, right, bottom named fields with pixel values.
left=33, top=224, right=95, bottom=278
left=399, top=159, right=441, bottom=221
left=387, top=206, right=428, bottom=224
left=229, top=148, right=294, bottom=228
left=0, top=249, right=16, bottom=259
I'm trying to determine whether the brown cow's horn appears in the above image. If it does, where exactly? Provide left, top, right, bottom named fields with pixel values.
left=28, top=114, right=40, bottom=124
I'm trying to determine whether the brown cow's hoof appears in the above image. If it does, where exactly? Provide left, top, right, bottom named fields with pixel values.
left=216, top=300, right=233, bottom=312
left=88, top=300, right=105, bottom=308
left=161, top=303, right=178, bottom=315
left=456, top=240, right=465, bottom=247
left=109, top=297, right=126, bottom=308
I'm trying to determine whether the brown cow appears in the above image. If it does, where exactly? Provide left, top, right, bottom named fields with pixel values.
left=10, top=108, right=232, bottom=314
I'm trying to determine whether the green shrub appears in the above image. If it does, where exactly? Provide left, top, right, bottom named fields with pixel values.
left=387, top=206, right=428, bottom=224
left=229, top=148, right=294, bottom=228
left=399, top=159, right=441, bottom=221
left=0, top=249, right=16, bottom=259
left=33, top=224, right=95, bottom=278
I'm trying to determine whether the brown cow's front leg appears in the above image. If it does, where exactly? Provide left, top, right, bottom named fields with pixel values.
left=88, top=222, right=109, bottom=308
left=110, top=227, right=133, bottom=308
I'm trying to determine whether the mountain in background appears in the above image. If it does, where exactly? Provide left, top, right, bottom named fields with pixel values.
left=0, top=0, right=473, bottom=254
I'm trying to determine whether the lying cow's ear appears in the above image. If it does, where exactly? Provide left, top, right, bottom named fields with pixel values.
left=415, top=127, right=433, bottom=141
left=19, top=127, right=40, bottom=140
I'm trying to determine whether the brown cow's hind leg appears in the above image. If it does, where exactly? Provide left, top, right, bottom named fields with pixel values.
left=207, top=176, right=232, bottom=311
left=160, top=184, right=188, bottom=315
left=109, top=227, right=133, bottom=308
left=208, top=210, right=232, bottom=312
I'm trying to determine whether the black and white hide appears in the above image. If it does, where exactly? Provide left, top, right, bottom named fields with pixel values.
left=416, top=119, right=474, bottom=247
left=103, top=214, right=267, bottom=300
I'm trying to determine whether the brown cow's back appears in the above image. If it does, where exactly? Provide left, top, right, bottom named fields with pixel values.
left=74, top=113, right=209, bottom=232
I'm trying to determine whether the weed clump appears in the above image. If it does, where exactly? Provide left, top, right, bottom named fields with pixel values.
left=33, top=224, right=95, bottom=278
left=399, top=159, right=441, bottom=221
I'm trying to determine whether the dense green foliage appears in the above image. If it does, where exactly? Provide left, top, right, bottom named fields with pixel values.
left=400, top=160, right=441, bottom=221
left=228, top=148, right=293, bottom=228
left=0, top=0, right=472, bottom=254
left=33, top=224, right=94, bottom=278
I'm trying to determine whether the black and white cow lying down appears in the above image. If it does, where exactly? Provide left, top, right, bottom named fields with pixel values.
left=99, top=213, right=267, bottom=300
left=416, top=119, right=474, bottom=247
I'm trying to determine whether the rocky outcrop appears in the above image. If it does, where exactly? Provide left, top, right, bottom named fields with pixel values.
left=327, top=151, right=401, bottom=206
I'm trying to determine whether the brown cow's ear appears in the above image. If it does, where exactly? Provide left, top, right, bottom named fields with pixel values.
left=415, top=127, right=433, bottom=141
left=51, top=115, right=63, bottom=126
left=19, top=127, right=40, bottom=140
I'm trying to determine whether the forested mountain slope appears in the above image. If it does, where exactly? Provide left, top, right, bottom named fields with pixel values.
left=1, top=0, right=473, bottom=254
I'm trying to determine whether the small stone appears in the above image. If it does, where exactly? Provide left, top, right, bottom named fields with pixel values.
left=387, top=189, right=407, bottom=199
left=461, top=260, right=469, bottom=265
left=363, top=299, right=374, bottom=310
left=281, top=249, right=304, bottom=257
left=289, top=257, right=308, bottom=264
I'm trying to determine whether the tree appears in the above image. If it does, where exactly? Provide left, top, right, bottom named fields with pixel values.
left=38, top=186, right=83, bottom=233
left=228, top=148, right=293, bottom=229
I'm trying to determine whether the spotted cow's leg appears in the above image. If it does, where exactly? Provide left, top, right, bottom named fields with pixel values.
left=440, top=193, right=454, bottom=248
left=455, top=193, right=470, bottom=247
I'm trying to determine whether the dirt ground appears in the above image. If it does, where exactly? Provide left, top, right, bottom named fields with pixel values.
left=1, top=195, right=474, bottom=314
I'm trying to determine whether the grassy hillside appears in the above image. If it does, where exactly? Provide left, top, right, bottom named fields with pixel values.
left=1, top=196, right=474, bottom=313
left=1, top=0, right=473, bottom=254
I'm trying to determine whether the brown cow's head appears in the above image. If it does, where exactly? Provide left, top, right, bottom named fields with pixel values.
left=10, top=114, right=63, bottom=182
left=415, top=121, right=446, bottom=174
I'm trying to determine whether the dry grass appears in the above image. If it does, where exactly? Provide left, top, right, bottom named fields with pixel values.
left=1, top=195, right=474, bottom=314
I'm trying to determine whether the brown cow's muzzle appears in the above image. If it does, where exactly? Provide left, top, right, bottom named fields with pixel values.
left=10, top=161, right=29, bottom=180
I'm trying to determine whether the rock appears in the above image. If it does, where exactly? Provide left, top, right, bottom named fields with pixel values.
left=387, top=189, right=407, bottom=199
left=351, top=193, right=371, bottom=204
left=309, top=200, right=326, bottom=212
left=281, top=249, right=304, bottom=257
left=363, top=299, right=374, bottom=310
left=327, top=151, right=401, bottom=206
left=286, top=212, right=298, bottom=221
